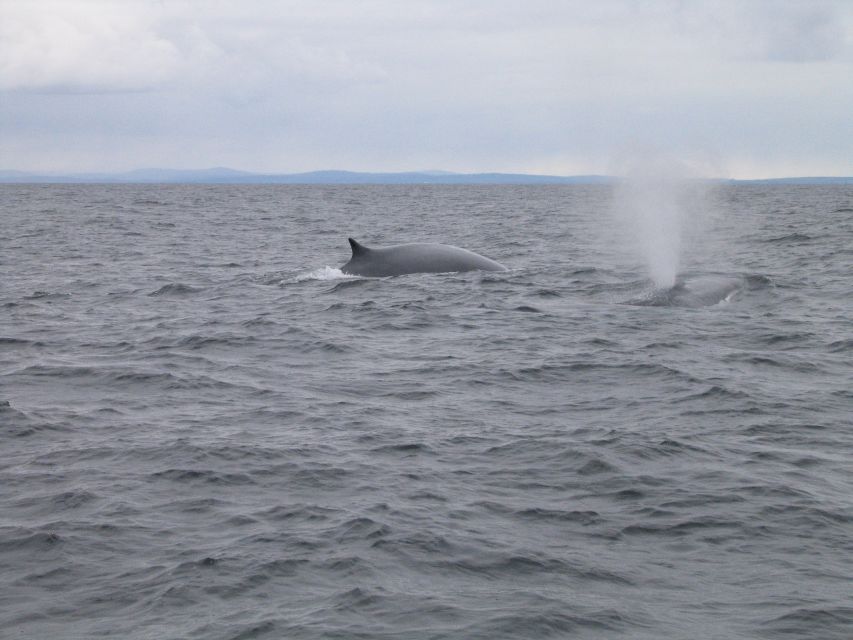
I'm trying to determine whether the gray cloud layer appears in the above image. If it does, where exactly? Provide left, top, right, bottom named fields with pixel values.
left=1, top=0, right=851, bottom=177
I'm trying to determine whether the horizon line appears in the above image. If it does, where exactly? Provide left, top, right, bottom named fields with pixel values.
left=1, top=167, right=852, bottom=185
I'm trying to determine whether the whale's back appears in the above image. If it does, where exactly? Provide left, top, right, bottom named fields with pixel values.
left=341, top=239, right=507, bottom=277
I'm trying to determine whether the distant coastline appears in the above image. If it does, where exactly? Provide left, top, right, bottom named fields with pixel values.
left=1, top=168, right=852, bottom=185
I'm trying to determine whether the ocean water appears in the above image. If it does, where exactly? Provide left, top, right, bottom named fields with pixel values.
left=1, top=184, right=851, bottom=639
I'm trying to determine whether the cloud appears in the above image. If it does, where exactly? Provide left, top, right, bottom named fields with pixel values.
left=0, top=0, right=386, bottom=94
left=0, top=1, right=184, bottom=92
left=759, top=4, right=846, bottom=62
left=682, top=0, right=849, bottom=63
left=0, top=0, right=851, bottom=176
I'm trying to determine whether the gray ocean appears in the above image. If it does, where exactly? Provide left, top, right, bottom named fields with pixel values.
left=2, top=184, right=851, bottom=639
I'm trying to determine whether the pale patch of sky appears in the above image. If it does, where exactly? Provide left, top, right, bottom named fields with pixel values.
left=1, top=0, right=851, bottom=177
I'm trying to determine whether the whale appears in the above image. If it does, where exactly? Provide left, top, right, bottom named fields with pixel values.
left=340, top=238, right=507, bottom=277
left=626, top=275, right=743, bottom=308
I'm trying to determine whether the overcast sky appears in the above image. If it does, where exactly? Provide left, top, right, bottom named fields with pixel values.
left=1, top=0, right=851, bottom=177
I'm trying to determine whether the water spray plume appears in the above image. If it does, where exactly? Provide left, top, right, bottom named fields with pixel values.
left=611, top=150, right=708, bottom=289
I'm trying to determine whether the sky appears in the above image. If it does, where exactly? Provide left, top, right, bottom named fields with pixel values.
left=1, top=0, right=852, bottom=178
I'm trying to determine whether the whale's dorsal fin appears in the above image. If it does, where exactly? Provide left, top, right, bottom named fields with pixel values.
left=348, top=238, right=370, bottom=256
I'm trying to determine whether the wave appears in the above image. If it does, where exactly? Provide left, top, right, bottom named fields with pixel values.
left=675, top=385, right=750, bottom=401
left=0, top=528, right=63, bottom=551
left=150, top=468, right=257, bottom=485
left=0, top=400, right=66, bottom=437
left=763, top=233, right=813, bottom=243
left=173, top=334, right=257, bottom=349
left=13, top=364, right=100, bottom=378
left=23, top=291, right=70, bottom=301
left=495, top=361, right=692, bottom=384
left=721, top=353, right=824, bottom=372
left=827, top=338, right=853, bottom=353
left=370, top=442, right=435, bottom=455
left=241, top=316, right=279, bottom=328
left=761, top=606, right=853, bottom=638
left=418, top=550, right=634, bottom=586
left=619, top=515, right=746, bottom=538
left=147, top=283, right=203, bottom=296
left=256, top=504, right=338, bottom=523
left=9, top=364, right=265, bottom=393
left=0, top=337, right=42, bottom=347
left=513, top=507, right=601, bottom=525
left=462, top=609, right=633, bottom=636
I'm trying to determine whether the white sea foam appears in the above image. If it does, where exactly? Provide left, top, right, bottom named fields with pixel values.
left=293, top=266, right=355, bottom=282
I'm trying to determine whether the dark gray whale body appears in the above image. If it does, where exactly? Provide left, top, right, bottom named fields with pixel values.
left=341, top=238, right=507, bottom=277
left=626, top=275, right=743, bottom=308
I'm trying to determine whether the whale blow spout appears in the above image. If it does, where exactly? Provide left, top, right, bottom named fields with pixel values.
left=341, top=238, right=507, bottom=277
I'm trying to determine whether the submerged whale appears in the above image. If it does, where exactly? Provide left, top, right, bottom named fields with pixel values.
left=340, top=238, right=507, bottom=277
left=626, top=275, right=743, bottom=308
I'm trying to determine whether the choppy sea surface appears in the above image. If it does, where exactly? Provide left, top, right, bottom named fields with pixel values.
left=2, top=184, right=851, bottom=639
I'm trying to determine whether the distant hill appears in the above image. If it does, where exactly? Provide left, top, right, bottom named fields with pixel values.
left=0, top=169, right=611, bottom=184
left=0, top=168, right=851, bottom=185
